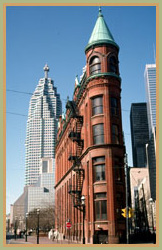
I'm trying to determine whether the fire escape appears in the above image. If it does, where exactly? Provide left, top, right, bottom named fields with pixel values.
left=66, top=100, right=84, bottom=209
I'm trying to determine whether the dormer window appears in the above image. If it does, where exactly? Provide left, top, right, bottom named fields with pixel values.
left=109, top=56, right=118, bottom=74
left=89, top=56, right=101, bottom=75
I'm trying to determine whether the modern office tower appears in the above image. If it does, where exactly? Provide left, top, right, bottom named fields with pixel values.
left=130, top=103, right=149, bottom=168
left=55, top=8, right=126, bottom=244
left=144, top=64, right=156, bottom=138
left=144, top=64, right=156, bottom=201
left=10, top=65, right=62, bottom=218
left=25, top=64, right=62, bottom=186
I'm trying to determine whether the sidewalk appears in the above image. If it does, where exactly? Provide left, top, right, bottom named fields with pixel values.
left=9, top=235, right=78, bottom=245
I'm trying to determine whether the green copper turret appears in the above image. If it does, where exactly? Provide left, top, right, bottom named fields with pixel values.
left=85, top=8, right=119, bottom=52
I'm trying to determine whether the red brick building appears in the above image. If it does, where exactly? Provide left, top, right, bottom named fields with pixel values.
left=55, top=8, right=126, bottom=244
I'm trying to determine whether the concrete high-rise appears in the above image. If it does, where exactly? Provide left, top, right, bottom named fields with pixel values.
left=130, top=103, right=149, bottom=168
left=10, top=65, right=62, bottom=223
left=25, top=64, right=62, bottom=186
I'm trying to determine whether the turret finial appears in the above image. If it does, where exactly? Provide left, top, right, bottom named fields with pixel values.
left=98, top=6, right=103, bottom=17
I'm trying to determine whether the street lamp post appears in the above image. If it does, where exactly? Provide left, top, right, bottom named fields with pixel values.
left=25, top=213, right=28, bottom=242
left=37, top=209, right=40, bottom=244
left=81, top=195, right=85, bottom=244
left=125, top=153, right=129, bottom=244
left=6, top=217, right=9, bottom=233
left=14, top=216, right=17, bottom=240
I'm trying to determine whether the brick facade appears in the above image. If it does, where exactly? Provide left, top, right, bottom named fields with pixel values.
left=55, top=11, right=126, bottom=244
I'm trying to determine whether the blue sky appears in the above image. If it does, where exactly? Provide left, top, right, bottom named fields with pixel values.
left=6, top=5, right=156, bottom=214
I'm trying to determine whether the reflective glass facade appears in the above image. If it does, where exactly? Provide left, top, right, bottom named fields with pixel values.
left=144, top=64, right=156, bottom=137
left=28, top=173, right=55, bottom=211
left=130, top=103, right=149, bottom=167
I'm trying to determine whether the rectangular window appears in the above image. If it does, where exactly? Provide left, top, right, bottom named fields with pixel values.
left=93, top=157, right=105, bottom=182
left=112, top=124, right=119, bottom=144
left=114, top=157, right=123, bottom=182
left=93, top=124, right=104, bottom=145
left=92, top=96, right=103, bottom=116
left=42, top=161, right=48, bottom=173
left=93, top=156, right=105, bottom=164
left=94, top=164, right=105, bottom=181
left=101, top=200, right=107, bottom=220
left=94, top=193, right=107, bottom=221
left=95, top=201, right=100, bottom=220
left=111, top=97, right=119, bottom=116
left=94, top=193, right=107, bottom=199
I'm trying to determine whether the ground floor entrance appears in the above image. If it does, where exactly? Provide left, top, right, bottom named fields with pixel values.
left=93, top=230, right=108, bottom=244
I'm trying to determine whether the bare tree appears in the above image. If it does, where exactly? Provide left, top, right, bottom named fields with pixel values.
left=27, top=206, right=55, bottom=233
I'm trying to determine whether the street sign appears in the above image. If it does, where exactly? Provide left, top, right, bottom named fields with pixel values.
left=66, top=222, right=72, bottom=229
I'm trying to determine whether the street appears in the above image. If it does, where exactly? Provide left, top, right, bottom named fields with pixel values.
left=6, top=232, right=156, bottom=245
left=6, top=232, right=77, bottom=245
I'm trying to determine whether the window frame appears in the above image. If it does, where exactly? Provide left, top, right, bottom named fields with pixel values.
left=93, top=123, right=104, bottom=145
left=89, top=56, right=101, bottom=75
left=91, top=95, right=103, bottom=116
left=42, top=160, right=48, bottom=173
left=93, top=156, right=105, bottom=182
left=110, top=97, right=119, bottom=116
left=94, top=192, right=107, bottom=221
left=114, top=157, right=123, bottom=182
left=112, top=124, right=120, bottom=144
left=109, top=55, right=118, bottom=74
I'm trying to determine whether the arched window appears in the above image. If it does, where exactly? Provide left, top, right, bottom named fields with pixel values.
left=89, top=56, right=101, bottom=75
left=109, top=56, right=118, bottom=74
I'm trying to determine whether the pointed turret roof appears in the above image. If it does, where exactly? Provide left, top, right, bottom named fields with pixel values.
left=85, top=8, right=119, bottom=52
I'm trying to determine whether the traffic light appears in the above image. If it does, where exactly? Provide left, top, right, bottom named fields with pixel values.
left=121, top=207, right=134, bottom=218
left=121, top=208, right=126, bottom=218
left=129, top=208, right=134, bottom=218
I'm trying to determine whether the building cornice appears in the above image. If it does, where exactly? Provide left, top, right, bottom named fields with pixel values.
left=86, top=72, right=121, bottom=82
left=85, top=40, right=119, bottom=53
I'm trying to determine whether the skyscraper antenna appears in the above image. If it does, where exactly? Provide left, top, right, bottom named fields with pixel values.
left=43, top=63, right=49, bottom=79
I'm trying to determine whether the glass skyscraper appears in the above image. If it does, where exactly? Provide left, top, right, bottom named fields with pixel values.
left=25, top=64, right=62, bottom=186
left=130, top=103, right=149, bottom=168
left=144, top=64, right=156, bottom=138
left=144, top=64, right=156, bottom=200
